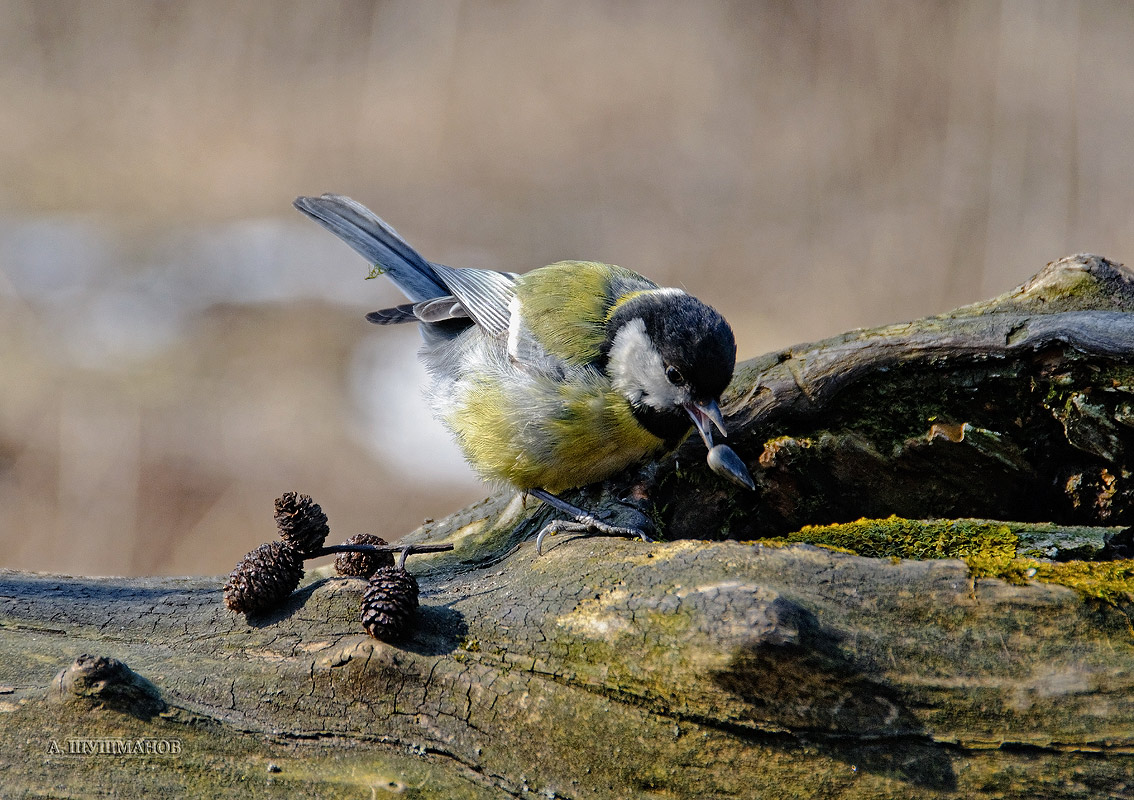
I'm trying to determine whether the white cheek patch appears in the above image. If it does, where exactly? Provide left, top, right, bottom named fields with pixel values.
left=608, top=317, right=686, bottom=410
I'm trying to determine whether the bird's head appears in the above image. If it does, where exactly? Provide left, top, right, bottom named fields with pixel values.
left=603, top=289, right=737, bottom=450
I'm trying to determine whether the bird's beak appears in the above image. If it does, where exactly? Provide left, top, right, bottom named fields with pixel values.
left=684, top=399, right=728, bottom=450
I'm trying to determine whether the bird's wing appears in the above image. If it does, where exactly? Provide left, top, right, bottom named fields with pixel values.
left=428, top=263, right=518, bottom=340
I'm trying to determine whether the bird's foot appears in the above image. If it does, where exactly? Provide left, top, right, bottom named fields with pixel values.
left=527, top=487, right=653, bottom=555
left=535, top=517, right=651, bottom=556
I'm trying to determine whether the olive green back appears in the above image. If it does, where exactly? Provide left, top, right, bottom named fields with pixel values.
left=514, top=261, right=656, bottom=366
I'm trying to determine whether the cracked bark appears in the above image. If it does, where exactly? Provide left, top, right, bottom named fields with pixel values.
left=2, top=254, right=1133, bottom=799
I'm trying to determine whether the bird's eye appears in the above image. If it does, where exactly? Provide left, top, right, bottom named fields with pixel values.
left=665, top=365, right=685, bottom=386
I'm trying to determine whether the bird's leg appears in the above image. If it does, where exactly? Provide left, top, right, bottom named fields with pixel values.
left=527, top=488, right=653, bottom=555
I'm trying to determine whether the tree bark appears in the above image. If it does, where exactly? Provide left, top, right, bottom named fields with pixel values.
left=2, top=254, right=1133, bottom=799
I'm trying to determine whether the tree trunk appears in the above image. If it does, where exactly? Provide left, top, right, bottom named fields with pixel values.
left=2, top=254, right=1133, bottom=799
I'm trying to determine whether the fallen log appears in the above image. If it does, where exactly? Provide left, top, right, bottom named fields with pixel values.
left=2, top=254, right=1132, bottom=799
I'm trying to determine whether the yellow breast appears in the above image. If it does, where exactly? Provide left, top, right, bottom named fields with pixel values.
left=447, top=372, right=670, bottom=493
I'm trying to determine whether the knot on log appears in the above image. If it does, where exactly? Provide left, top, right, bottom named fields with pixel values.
left=52, top=654, right=165, bottom=719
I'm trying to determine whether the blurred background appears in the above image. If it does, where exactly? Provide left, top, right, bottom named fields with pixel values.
left=2, top=0, right=1133, bottom=576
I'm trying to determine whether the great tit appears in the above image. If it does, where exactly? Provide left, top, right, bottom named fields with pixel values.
left=294, top=194, right=753, bottom=550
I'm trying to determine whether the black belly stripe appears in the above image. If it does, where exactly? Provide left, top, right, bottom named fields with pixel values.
left=629, top=404, right=693, bottom=450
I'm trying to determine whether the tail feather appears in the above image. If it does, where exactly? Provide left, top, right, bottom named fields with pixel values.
left=365, top=304, right=419, bottom=325
left=294, top=194, right=448, bottom=302
left=365, top=297, right=472, bottom=326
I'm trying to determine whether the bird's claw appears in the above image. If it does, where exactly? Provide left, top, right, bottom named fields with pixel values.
left=535, top=517, right=652, bottom=556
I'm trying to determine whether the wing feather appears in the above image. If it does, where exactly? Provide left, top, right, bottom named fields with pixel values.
left=429, top=263, right=517, bottom=338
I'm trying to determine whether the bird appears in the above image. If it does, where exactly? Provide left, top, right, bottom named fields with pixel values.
left=294, top=194, right=754, bottom=552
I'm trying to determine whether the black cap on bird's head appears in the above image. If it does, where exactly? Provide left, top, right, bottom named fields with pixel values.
left=603, top=289, right=737, bottom=448
left=635, top=292, right=736, bottom=402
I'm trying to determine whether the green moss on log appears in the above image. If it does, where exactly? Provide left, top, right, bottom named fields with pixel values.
left=771, top=516, right=1134, bottom=606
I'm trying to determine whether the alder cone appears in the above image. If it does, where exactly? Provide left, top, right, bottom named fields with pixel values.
left=360, top=567, right=419, bottom=641
left=334, top=533, right=393, bottom=578
left=273, top=492, right=329, bottom=557
left=223, top=541, right=305, bottom=615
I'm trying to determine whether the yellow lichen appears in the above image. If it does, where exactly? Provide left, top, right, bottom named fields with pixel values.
left=767, top=516, right=1134, bottom=606
left=777, top=516, right=1018, bottom=561
left=1027, top=559, right=1134, bottom=606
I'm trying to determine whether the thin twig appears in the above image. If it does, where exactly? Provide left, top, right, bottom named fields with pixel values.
left=310, top=542, right=454, bottom=559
